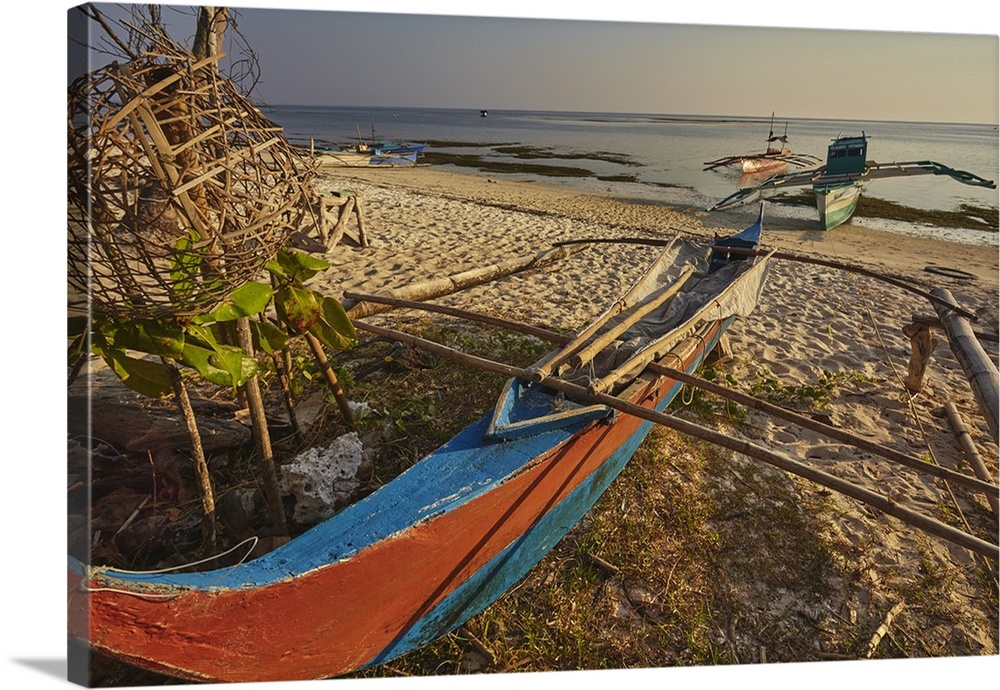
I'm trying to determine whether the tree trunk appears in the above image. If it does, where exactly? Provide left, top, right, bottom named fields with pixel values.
left=193, top=6, right=228, bottom=61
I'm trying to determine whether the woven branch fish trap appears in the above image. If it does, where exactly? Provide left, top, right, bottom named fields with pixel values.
left=68, top=45, right=319, bottom=320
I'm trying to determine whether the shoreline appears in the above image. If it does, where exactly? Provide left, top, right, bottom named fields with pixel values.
left=315, top=165, right=1000, bottom=297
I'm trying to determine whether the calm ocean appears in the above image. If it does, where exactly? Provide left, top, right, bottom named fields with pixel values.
left=266, top=105, right=999, bottom=246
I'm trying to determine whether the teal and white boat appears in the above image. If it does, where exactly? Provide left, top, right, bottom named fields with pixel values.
left=709, top=132, right=995, bottom=230
left=813, top=134, right=868, bottom=230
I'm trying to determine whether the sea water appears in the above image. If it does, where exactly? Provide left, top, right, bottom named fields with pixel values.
left=266, top=106, right=999, bottom=246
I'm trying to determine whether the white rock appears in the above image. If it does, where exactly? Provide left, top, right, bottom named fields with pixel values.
left=279, top=432, right=365, bottom=524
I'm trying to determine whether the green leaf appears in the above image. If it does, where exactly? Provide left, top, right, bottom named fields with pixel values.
left=179, top=340, right=257, bottom=388
left=249, top=319, right=289, bottom=354
left=274, top=285, right=322, bottom=333
left=103, top=351, right=172, bottom=398
left=307, top=295, right=358, bottom=351
left=198, top=282, right=274, bottom=323
left=106, top=318, right=186, bottom=359
left=267, top=248, right=330, bottom=284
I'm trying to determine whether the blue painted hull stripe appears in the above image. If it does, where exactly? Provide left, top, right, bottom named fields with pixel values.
left=367, top=321, right=729, bottom=666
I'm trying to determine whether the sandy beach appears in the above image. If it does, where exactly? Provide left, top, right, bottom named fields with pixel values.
left=311, top=164, right=999, bottom=657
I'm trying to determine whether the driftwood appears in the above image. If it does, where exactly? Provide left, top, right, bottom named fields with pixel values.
left=945, top=402, right=999, bottom=518
left=931, top=288, right=1000, bottom=444
left=344, top=244, right=590, bottom=319
left=351, top=320, right=1000, bottom=560
left=902, top=320, right=935, bottom=393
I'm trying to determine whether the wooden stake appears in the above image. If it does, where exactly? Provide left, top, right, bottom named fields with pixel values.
left=329, top=195, right=356, bottom=250
left=235, top=318, right=287, bottom=537
left=161, top=356, right=216, bottom=550
left=902, top=320, right=935, bottom=393
left=353, top=195, right=369, bottom=247
left=931, top=288, right=999, bottom=444
left=304, top=332, right=355, bottom=428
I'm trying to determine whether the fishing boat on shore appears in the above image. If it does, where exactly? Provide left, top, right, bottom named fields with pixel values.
left=709, top=132, right=997, bottom=230
left=317, top=141, right=426, bottom=167
left=67, top=210, right=771, bottom=683
left=704, top=113, right=821, bottom=176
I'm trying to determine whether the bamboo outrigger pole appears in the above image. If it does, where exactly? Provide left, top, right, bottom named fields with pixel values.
left=552, top=239, right=980, bottom=322
left=348, top=300, right=996, bottom=497
left=351, top=320, right=999, bottom=561
left=932, top=288, right=999, bottom=444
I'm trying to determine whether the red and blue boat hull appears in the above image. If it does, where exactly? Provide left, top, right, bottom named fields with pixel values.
left=68, top=316, right=730, bottom=683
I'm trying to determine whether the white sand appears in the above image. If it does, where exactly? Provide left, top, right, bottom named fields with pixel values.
left=310, top=165, right=999, bottom=653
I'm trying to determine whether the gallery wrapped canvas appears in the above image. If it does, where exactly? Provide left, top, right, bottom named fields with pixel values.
left=64, top=3, right=998, bottom=689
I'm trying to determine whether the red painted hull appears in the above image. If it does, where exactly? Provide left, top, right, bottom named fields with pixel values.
left=68, top=380, right=665, bottom=682
left=68, top=321, right=726, bottom=682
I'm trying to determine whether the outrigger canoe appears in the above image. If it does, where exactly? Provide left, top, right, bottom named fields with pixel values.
left=67, top=208, right=770, bottom=683
left=710, top=132, right=996, bottom=230
left=703, top=114, right=821, bottom=176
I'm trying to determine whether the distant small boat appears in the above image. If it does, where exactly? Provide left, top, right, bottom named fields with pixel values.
left=480, top=110, right=488, bottom=117
left=316, top=142, right=426, bottom=167
left=710, top=132, right=997, bottom=230
left=316, top=119, right=426, bottom=167
left=704, top=113, right=821, bottom=176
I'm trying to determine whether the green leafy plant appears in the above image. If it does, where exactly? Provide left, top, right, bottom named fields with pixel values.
left=69, top=244, right=359, bottom=549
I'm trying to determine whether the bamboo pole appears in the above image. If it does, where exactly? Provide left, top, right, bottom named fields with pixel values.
left=647, top=362, right=997, bottom=496
left=344, top=244, right=590, bottom=319
left=568, top=267, right=695, bottom=370
left=161, top=356, right=216, bottom=550
left=552, top=239, right=979, bottom=322
left=945, top=402, right=999, bottom=518
left=235, top=318, right=287, bottom=537
left=911, top=313, right=999, bottom=343
left=304, top=332, right=355, bottom=428
left=343, top=291, right=571, bottom=345
left=530, top=236, right=680, bottom=380
left=931, top=288, right=999, bottom=444
left=353, top=294, right=997, bottom=495
left=352, top=320, right=999, bottom=560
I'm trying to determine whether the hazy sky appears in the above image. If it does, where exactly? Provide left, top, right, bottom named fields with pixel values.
left=81, top=1, right=999, bottom=124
